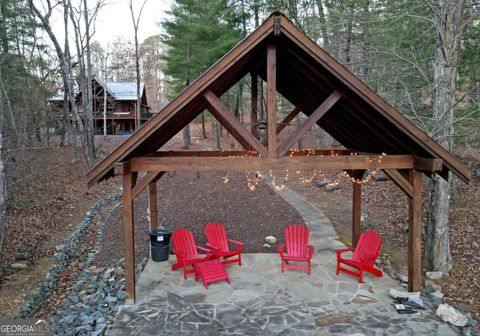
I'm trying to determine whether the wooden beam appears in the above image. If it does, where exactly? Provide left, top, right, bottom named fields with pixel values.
left=129, top=154, right=415, bottom=173
left=250, top=71, right=258, bottom=137
left=273, top=16, right=282, bottom=36
left=352, top=181, right=362, bottom=247
left=122, top=161, right=136, bottom=304
left=414, top=157, right=443, bottom=172
left=408, top=169, right=422, bottom=292
left=276, top=90, right=342, bottom=157
left=384, top=169, right=413, bottom=198
left=132, top=171, right=165, bottom=199
left=267, top=43, right=277, bottom=157
left=204, top=90, right=267, bottom=156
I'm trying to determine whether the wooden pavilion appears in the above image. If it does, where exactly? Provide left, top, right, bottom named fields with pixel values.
left=87, top=13, right=471, bottom=304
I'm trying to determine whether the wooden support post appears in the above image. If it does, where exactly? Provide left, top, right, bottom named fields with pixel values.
left=408, top=169, right=422, bottom=292
left=122, top=161, right=136, bottom=304
left=267, top=43, right=277, bottom=157
left=251, top=71, right=258, bottom=137
left=352, top=181, right=361, bottom=247
left=148, top=181, right=158, bottom=231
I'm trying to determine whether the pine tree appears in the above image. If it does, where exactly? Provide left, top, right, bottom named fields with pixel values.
left=162, top=0, right=242, bottom=148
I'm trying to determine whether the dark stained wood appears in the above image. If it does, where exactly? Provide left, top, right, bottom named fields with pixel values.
left=274, top=16, right=282, bottom=36
left=250, top=71, right=258, bottom=137
left=149, top=181, right=158, bottom=230
left=276, top=90, right=342, bottom=156
left=87, top=13, right=470, bottom=187
left=132, top=171, right=165, bottom=199
left=352, top=181, right=361, bottom=247
left=408, top=169, right=422, bottom=292
left=267, top=43, right=277, bottom=157
left=278, top=15, right=470, bottom=182
left=122, top=161, right=136, bottom=303
left=129, top=154, right=415, bottom=173
left=414, top=158, right=443, bottom=172
left=204, top=90, right=267, bottom=156
left=86, top=16, right=276, bottom=186
left=384, top=169, right=414, bottom=198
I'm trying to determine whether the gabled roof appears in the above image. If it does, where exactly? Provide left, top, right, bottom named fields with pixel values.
left=87, top=13, right=471, bottom=186
left=105, top=82, right=145, bottom=101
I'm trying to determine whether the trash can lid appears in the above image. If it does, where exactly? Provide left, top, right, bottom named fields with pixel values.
left=149, top=228, right=172, bottom=236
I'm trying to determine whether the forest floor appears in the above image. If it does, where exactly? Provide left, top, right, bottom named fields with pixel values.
left=0, top=124, right=478, bottom=322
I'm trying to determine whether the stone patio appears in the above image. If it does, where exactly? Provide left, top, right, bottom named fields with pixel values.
left=110, top=180, right=459, bottom=335
left=110, top=253, right=457, bottom=335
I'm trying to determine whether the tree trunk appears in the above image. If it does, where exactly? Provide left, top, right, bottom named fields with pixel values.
left=315, top=0, right=329, bottom=49
left=83, top=0, right=95, bottom=157
left=425, top=0, right=465, bottom=273
left=0, top=67, right=6, bottom=259
left=214, top=120, right=221, bottom=151
left=201, top=112, right=206, bottom=138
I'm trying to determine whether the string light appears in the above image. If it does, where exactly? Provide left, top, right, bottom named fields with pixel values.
left=217, top=149, right=388, bottom=191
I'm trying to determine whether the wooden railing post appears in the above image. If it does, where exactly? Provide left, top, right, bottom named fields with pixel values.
left=122, top=161, right=137, bottom=304
left=408, top=169, right=422, bottom=292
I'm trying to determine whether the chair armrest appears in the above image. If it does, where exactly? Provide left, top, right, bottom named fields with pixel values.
left=206, top=242, right=220, bottom=251
left=278, top=243, right=286, bottom=257
left=227, top=239, right=243, bottom=246
left=336, top=247, right=354, bottom=256
left=196, top=245, right=211, bottom=253
left=307, top=245, right=314, bottom=259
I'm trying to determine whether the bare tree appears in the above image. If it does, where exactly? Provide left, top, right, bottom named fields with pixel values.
left=29, top=0, right=95, bottom=167
left=0, top=65, right=6, bottom=259
left=128, top=0, right=148, bottom=131
left=425, top=0, right=479, bottom=272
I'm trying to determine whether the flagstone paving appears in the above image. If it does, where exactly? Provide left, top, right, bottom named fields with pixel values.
left=110, top=254, right=457, bottom=335
left=110, top=180, right=459, bottom=335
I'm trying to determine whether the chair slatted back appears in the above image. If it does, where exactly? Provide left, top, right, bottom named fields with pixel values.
left=285, top=224, right=309, bottom=258
left=172, top=228, right=199, bottom=258
left=352, top=230, right=382, bottom=268
left=205, top=222, right=229, bottom=253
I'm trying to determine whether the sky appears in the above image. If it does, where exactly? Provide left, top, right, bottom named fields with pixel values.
left=50, top=0, right=172, bottom=47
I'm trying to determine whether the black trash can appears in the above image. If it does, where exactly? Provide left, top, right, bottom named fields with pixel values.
left=149, top=228, right=172, bottom=262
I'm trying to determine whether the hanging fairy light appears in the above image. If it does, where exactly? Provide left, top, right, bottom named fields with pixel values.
left=217, top=148, right=388, bottom=190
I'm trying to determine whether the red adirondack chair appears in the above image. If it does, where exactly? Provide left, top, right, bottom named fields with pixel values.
left=171, top=228, right=212, bottom=280
left=336, top=230, right=383, bottom=283
left=278, top=224, right=314, bottom=275
left=204, top=222, right=243, bottom=266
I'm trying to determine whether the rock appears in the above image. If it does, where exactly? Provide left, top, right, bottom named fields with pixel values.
left=314, top=313, right=352, bottom=327
left=265, top=236, right=277, bottom=244
left=325, top=183, right=340, bottom=191
left=436, top=303, right=468, bottom=327
left=430, top=290, right=444, bottom=304
left=315, top=179, right=328, bottom=187
left=389, top=289, right=423, bottom=307
left=426, top=271, right=443, bottom=280
left=55, top=244, right=67, bottom=252
left=263, top=243, right=271, bottom=248
left=424, top=279, right=442, bottom=292
left=397, top=274, right=408, bottom=283
left=373, top=173, right=388, bottom=181
left=11, top=262, right=28, bottom=269
left=116, top=291, right=126, bottom=300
